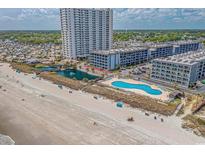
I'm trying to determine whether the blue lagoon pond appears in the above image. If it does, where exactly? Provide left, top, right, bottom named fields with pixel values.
left=56, top=69, right=98, bottom=80
left=37, top=66, right=98, bottom=80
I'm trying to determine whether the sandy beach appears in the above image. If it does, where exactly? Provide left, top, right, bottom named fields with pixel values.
left=0, top=62, right=205, bottom=144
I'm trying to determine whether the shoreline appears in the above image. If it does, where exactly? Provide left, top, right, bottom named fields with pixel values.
left=0, top=62, right=205, bottom=144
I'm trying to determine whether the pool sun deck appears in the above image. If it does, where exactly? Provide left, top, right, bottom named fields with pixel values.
left=101, top=78, right=170, bottom=101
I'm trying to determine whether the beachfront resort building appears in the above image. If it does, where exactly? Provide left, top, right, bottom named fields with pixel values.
left=147, top=44, right=174, bottom=59
left=173, top=41, right=201, bottom=55
left=89, top=47, right=148, bottom=70
left=151, top=50, right=205, bottom=88
left=60, top=8, right=113, bottom=59
left=89, top=41, right=201, bottom=70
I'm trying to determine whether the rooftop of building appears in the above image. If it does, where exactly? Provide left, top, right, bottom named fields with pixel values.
left=61, top=8, right=111, bottom=11
left=131, top=42, right=173, bottom=49
left=91, top=40, right=201, bottom=56
left=153, top=49, right=205, bottom=65
left=91, top=47, right=148, bottom=55
left=171, top=40, right=200, bottom=46
left=131, top=40, right=200, bottom=49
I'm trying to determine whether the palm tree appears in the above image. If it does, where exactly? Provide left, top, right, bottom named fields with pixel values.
left=83, top=78, right=88, bottom=82
left=72, top=63, right=77, bottom=70
left=91, top=67, right=95, bottom=73
left=128, top=71, right=132, bottom=78
left=115, top=64, right=120, bottom=70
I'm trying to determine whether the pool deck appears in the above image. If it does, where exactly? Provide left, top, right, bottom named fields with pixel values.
left=102, top=78, right=169, bottom=101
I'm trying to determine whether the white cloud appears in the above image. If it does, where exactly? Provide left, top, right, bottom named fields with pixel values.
left=17, top=8, right=59, bottom=20
left=114, top=8, right=205, bottom=22
left=113, top=8, right=205, bottom=29
left=0, top=8, right=205, bottom=30
left=0, top=8, right=60, bottom=30
left=0, top=15, right=15, bottom=21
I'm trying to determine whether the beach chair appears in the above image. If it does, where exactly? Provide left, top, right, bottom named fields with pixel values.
left=58, top=85, right=63, bottom=89
left=127, top=117, right=134, bottom=122
left=93, top=96, right=98, bottom=99
left=69, top=90, right=72, bottom=93
left=145, top=112, right=149, bottom=116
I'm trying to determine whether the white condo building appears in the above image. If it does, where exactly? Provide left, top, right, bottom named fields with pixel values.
left=151, top=50, right=205, bottom=88
left=89, top=41, right=201, bottom=70
left=60, top=8, right=113, bottom=59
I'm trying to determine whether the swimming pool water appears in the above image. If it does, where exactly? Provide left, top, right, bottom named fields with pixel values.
left=111, top=81, right=162, bottom=95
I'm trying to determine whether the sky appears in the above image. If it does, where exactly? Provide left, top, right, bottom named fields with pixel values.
left=0, top=8, right=205, bottom=30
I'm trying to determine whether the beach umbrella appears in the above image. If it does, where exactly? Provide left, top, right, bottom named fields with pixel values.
left=116, top=101, right=124, bottom=108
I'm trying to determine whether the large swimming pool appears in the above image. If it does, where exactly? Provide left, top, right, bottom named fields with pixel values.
left=111, top=81, right=162, bottom=95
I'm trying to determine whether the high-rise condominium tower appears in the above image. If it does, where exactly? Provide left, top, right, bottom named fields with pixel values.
left=60, top=8, right=113, bottom=59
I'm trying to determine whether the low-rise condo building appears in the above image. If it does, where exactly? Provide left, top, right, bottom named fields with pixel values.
left=89, top=47, right=148, bottom=70
left=89, top=41, right=201, bottom=70
left=151, top=50, right=205, bottom=88
left=173, top=41, right=201, bottom=54
left=148, top=44, right=174, bottom=59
